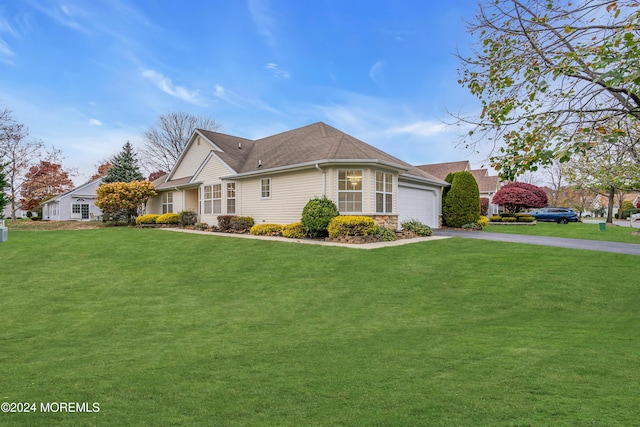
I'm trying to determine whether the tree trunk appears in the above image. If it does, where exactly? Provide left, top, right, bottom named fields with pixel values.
left=606, top=187, right=615, bottom=223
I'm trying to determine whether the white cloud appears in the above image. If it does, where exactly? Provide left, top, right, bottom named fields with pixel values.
left=140, top=69, right=206, bottom=105
left=213, top=83, right=281, bottom=114
left=89, top=118, right=102, bottom=126
left=264, top=63, right=290, bottom=79
left=369, top=61, right=385, bottom=86
left=248, top=0, right=277, bottom=47
left=387, top=121, right=448, bottom=137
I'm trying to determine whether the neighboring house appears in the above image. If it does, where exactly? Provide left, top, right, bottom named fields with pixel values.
left=2, top=205, right=37, bottom=219
left=41, top=178, right=104, bottom=221
left=415, top=161, right=501, bottom=215
left=589, top=191, right=640, bottom=217
left=147, top=122, right=449, bottom=229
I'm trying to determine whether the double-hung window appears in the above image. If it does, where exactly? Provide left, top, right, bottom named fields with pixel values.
left=375, top=171, right=393, bottom=213
left=338, top=169, right=363, bottom=213
left=202, top=184, right=222, bottom=214
left=227, top=183, right=236, bottom=214
left=260, top=178, right=271, bottom=199
left=162, top=192, right=173, bottom=214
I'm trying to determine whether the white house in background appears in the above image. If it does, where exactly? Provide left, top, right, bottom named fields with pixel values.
left=41, top=178, right=104, bottom=221
left=415, top=161, right=502, bottom=215
left=147, top=122, right=449, bottom=229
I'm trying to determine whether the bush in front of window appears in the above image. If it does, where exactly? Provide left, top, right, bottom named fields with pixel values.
left=400, top=219, right=433, bottom=236
left=156, top=213, right=180, bottom=224
left=249, top=224, right=283, bottom=236
left=301, top=197, right=340, bottom=237
left=178, top=210, right=198, bottom=227
left=327, top=215, right=377, bottom=238
left=135, top=214, right=160, bottom=225
left=282, top=222, right=307, bottom=238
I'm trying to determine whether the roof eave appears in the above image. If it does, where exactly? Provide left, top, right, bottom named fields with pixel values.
left=221, top=159, right=411, bottom=180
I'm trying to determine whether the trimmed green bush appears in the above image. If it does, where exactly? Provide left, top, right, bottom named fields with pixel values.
left=442, top=171, right=480, bottom=228
left=156, top=213, right=180, bottom=224
left=178, top=210, right=198, bottom=227
left=489, top=215, right=502, bottom=222
left=517, top=215, right=536, bottom=222
left=502, top=217, right=517, bottom=222
left=376, top=226, right=397, bottom=241
left=250, top=224, right=283, bottom=236
left=282, top=222, right=307, bottom=239
left=301, top=197, right=340, bottom=237
left=135, top=214, right=160, bottom=225
left=400, top=218, right=433, bottom=236
left=327, top=216, right=377, bottom=238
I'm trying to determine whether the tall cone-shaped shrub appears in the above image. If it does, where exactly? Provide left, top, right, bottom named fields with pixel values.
left=442, top=171, right=480, bottom=228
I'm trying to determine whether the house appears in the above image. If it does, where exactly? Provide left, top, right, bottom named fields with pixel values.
left=147, top=122, right=449, bottom=229
left=414, top=161, right=501, bottom=215
left=41, top=178, right=104, bottom=221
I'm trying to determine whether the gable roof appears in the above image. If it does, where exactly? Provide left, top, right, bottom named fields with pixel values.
left=41, top=178, right=103, bottom=205
left=158, top=122, right=447, bottom=187
left=416, top=161, right=501, bottom=193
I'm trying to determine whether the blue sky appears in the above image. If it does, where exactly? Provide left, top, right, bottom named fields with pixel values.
left=0, top=0, right=483, bottom=183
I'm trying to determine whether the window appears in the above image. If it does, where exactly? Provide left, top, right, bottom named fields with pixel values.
left=202, top=184, right=222, bottom=214
left=72, top=204, right=81, bottom=214
left=162, top=192, right=173, bottom=214
left=260, top=178, right=271, bottom=199
left=338, top=169, right=363, bottom=213
left=227, top=183, right=236, bottom=214
left=376, top=171, right=393, bottom=213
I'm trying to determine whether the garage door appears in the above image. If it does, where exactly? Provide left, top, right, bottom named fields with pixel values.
left=398, top=185, right=437, bottom=228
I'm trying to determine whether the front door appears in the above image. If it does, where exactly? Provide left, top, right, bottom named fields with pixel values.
left=81, top=204, right=90, bottom=220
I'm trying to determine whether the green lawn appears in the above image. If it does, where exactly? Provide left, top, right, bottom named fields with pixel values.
left=1, top=228, right=639, bottom=426
left=484, top=220, right=640, bottom=243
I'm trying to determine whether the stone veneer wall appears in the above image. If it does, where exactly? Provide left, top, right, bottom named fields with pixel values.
left=369, top=215, right=398, bottom=230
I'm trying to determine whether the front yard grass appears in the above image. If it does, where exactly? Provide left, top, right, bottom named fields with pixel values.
left=1, top=227, right=639, bottom=426
left=484, top=220, right=640, bottom=243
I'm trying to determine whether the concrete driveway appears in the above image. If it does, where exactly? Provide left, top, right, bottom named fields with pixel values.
left=433, top=229, right=640, bottom=256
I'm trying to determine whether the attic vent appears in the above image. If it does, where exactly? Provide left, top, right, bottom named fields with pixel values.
left=238, top=142, right=242, bottom=149
left=258, top=160, right=262, bottom=168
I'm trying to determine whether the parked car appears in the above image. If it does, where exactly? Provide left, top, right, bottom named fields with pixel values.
left=529, top=207, right=579, bottom=224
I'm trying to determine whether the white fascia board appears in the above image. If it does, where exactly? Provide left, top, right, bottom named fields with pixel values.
left=220, top=159, right=410, bottom=180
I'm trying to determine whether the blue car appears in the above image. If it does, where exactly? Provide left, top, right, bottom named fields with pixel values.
left=529, top=207, right=579, bottom=224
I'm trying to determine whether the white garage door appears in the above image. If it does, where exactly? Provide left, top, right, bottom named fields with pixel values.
left=398, top=185, right=437, bottom=229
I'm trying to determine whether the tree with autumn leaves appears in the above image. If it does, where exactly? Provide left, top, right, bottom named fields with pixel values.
left=95, top=181, right=157, bottom=225
left=19, top=160, right=74, bottom=212
left=492, top=182, right=548, bottom=213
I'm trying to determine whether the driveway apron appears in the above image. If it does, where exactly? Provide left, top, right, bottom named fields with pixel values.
left=433, top=229, right=640, bottom=256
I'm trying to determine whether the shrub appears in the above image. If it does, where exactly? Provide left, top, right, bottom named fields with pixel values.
left=156, top=213, right=180, bottom=224
left=492, top=182, right=547, bottom=213
left=478, top=216, right=489, bottom=227
left=501, top=216, right=517, bottom=222
left=400, top=218, right=433, bottom=236
left=194, top=222, right=209, bottom=231
left=442, top=171, right=480, bottom=228
left=301, top=197, right=340, bottom=237
left=250, top=224, right=283, bottom=236
left=327, top=216, right=377, bottom=237
left=217, top=215, right=236, bottom=232
left=135, top=214, right=160, bottom=225
left=282, top=222, right=307, bottom=238
left=375, top=226, right=397, bottom=241
left=229, top=216, right=254, bottom=233
left=462, top=223, right=483, bottom=230
left=178, top=210, right=198, bottom=227
left=620, top=208, right=640, bottom=219
left=489, top=215, right=502, bottom=222
left=517, top=215, right=536, bottom=222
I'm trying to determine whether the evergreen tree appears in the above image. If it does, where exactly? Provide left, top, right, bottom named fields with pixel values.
left=442, top=171, right=480, bottom=228
left=103, top=142, right=144, bottom=183
left=0, top=163, right=8, bottom=219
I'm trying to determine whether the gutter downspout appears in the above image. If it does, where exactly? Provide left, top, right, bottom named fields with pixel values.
left=315, top=163, right=326, bottom=197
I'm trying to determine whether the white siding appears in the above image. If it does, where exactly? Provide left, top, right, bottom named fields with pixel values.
left=240, top=169, right=323, bottom=225
left=171, top=137, right=214, bottom=179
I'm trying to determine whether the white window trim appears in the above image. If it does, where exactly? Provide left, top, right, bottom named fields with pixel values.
left=260, top=178, right=271, bottom=199
left=227, top=182, right=236, bottom=214
left=375, top=171, right=393, bottom=214
left=337, top=169, right=364, bottom=214
left=162, top=192, right=173, bottom=214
